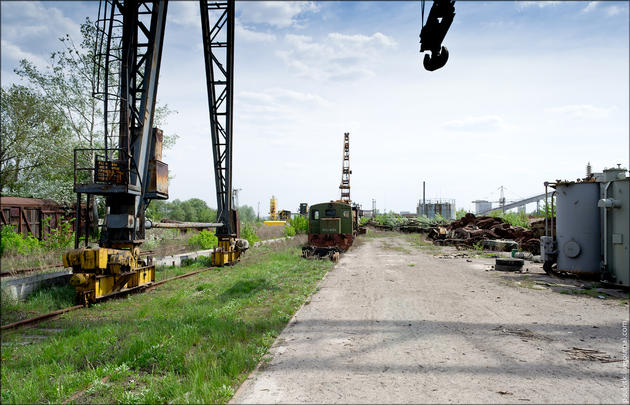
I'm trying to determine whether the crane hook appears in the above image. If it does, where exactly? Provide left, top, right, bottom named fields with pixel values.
left=420, top=0, right=455, bottom=71
left=423, top=46, right=449, bottom=71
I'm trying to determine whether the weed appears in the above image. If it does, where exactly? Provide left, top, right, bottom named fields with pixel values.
left=241, top=222, right=260, bottom=245
left=284, top=224, right=296, bottom=237
left=1, top=284, right=76, bottom=325
left=1, top=245, right=332, bottom=404
left=188, top=230, right=218, bottom=250
left=288, top=216, right=308, bottom=234
left=487, top=211, right=530, bottom=228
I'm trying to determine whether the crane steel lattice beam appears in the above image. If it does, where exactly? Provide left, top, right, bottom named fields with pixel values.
left=82, top=0, right=167, bottom=246
left=339, top=132, right=351, bottom=203
left=200, top=0, right=235, bottom=236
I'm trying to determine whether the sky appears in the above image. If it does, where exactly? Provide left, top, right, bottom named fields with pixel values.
left=2, top=1, right=629, bottom=215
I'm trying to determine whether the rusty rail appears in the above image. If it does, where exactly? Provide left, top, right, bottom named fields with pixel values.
left=1, top=305, right=84, bottom=331
left=1, top=267, right=212, bottom=331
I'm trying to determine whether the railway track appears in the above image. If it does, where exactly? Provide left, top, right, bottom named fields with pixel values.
left=0, top=266, right=212, bottom=331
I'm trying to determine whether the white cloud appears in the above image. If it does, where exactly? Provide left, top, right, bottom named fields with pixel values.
left=1, top=2, right=80, bottom=40
left=442, top=115, right=505, bottom=132
left=517, top=1, right=562, bottom=10
left=582, top=2, right=599, bottom=13
left=238, top=88, right=329, bottom=118
left=277, top=32, right=397, bottom=81
left=605, top=5, right=625, bottom=16
left=235, top=21, right=276, bottom=43
left=546, top=104, right=614, bottom=119
left=168, top=2, right=200, bottom=27
left=582, top=2, right=626, bottom=16
left=238, top=1, right=319, bottom=28
left=0, top=39, right=48, bottom=68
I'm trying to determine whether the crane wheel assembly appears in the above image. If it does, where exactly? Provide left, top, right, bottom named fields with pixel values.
left=63, top=247, right=154, bottom=304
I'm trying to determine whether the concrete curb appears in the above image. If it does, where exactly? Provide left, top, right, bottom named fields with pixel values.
left=1, top=270, right=73, bottom=301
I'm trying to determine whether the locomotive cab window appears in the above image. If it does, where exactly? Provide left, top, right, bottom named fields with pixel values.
left=325, top=208, right=336, bottom=216
left=343, top=210, right=349, bottom=217
left=312, top=210, right=319, bottom=219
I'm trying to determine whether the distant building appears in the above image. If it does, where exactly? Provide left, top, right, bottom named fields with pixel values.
left=417, top=199, right=456, bottom=219
left=472, top=200, right=493, bottom=215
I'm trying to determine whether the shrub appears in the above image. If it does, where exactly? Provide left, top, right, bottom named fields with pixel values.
left=188, top=230, right=218, bottom=250
left=1, top=225, right=41, bottom=256
left=240, top=222, right=260, bottom=245
left=488, top=211, right=530, bottom=228
left=288, top=216, right=308, bottom=234
left=41, top=218, right=74, bottom=250
left=284, top=224, right=296, bottom=237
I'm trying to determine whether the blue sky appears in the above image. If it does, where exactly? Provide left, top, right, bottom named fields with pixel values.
left=2, top=1, right=628, bottom=214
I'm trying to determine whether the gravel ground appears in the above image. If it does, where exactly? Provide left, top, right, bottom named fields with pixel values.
left=231, top=234, right=629, bottom=404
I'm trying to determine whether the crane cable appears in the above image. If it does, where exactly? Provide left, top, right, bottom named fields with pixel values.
left=421, top=0, right=426, bottom=28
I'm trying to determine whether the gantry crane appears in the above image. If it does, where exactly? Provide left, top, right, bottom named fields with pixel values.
left=62, top=0, right=455, bottom=303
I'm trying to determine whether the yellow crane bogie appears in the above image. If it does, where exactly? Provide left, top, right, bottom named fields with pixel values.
left=63, top=247, right=154, bottom=303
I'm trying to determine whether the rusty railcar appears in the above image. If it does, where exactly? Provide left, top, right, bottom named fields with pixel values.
left=0, top=196, right=87, bottom=240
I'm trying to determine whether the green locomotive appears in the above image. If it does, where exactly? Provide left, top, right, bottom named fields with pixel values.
left=302, top=201, right=360, bottom=261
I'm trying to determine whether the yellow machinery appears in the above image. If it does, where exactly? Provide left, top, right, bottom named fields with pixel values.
left=63, top=247, right=153, bottom=304
left=269, top=196, right=278, bottom=220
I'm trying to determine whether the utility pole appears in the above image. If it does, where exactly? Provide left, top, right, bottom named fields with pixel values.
left=499, top=186, right=506, bottom=213
left=372, top=198, right=376, bottom=217
left=257, top=201, right=260, bottom=220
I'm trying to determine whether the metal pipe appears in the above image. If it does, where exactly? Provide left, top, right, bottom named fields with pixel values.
left=600, top=181, right=612, bottom=268
left=145, top=220, right=223, bottom=229
left=550, top=191, right=556, bottom=239
left=544, top=182, right=548, bottom=237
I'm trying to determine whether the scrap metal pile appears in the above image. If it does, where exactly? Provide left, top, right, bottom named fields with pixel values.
left=427, top=213, right=541, bottom=253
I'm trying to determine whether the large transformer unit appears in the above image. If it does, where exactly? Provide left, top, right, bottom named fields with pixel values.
left=542, top=165, right=629, bottom=286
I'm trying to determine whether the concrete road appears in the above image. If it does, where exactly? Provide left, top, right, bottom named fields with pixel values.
left=231, top=234, right=630, bottom=404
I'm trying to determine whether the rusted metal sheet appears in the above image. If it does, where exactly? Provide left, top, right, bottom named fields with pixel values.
left=148, top=160, right=169, bottom=195
left=307, top=233, right=354, bottom=252
left=0, top=196, right=87, bottom=240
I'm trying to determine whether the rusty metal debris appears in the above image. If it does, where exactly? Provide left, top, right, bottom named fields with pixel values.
left=428, top=213, right=540, bottom=253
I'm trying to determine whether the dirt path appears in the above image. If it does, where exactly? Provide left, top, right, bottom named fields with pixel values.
left=231, top=235, right=629, bottom=404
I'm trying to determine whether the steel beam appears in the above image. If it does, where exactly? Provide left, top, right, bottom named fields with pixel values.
left=200, top=0, right=235, bottom=236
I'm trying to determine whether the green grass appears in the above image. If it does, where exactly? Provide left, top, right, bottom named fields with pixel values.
left=1, top=285, right=76, bottom=326
left=559, top=287, right=610, bottom=298
left=403, top=234, right=442, bottom=254
left=1, top=244, right=332, bottom=404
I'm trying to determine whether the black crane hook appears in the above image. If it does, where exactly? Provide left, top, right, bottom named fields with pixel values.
left=420, top=0, right=455, bottom=71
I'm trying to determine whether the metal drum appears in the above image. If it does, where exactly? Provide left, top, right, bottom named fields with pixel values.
left=556, top=182, right=601, bottom=274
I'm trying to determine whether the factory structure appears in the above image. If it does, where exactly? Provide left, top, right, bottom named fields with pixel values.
left=416, top=181, right=456, bottom=219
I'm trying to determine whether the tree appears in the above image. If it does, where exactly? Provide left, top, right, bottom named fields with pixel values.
left=238, top=205, right=256, bottom=223
left=13, top=18, right=176, bottom=203
left=0, top=85, right=74, bottom=201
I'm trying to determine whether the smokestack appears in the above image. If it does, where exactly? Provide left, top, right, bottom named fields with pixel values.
left=422, top=181, right=426, bottom=217
left=586, top=162, right=592, bottom=178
